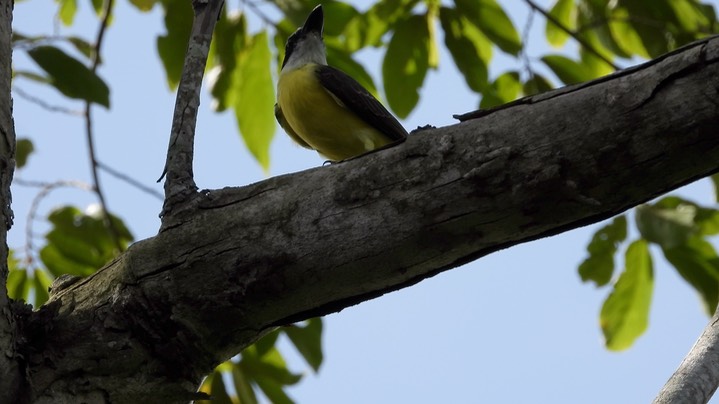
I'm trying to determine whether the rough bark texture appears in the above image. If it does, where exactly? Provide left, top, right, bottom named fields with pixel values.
left=9, top=36, right=718, bottom=402
left=654, top=305, right=719, bottom=403
left=0, top=0, right=19, bottom=402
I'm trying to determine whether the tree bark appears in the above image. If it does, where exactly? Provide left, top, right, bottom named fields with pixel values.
left=0, top=0, right=20, bottom=402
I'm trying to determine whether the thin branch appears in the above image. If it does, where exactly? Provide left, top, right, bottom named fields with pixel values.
left=523, top=0, right=620, bottom=71
left=96, top=161, right=164, bottom=201
left=15, top=178, right=93, bottom=269
left=159, top=0, right=225, bottom=221
left=84, top=0, right=122, bottom=252
left=243, top=0, right=279, bottom=29
left=521, top=8, right=536, bottom=83
left=12, top=86, right=83, bottom=116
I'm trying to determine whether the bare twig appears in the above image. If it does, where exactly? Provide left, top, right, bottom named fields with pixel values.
left=243, top=0, right=279, bottom=29
left=96, top=161, right=163, bottom=200
left=84, top=0, right=122, bottom=252
left=159, top=0, right=225, bottom=222
left=521, top=8, right=536, bottom=83
left=12, top=86, right=83, bottom=116
left=524, top=0, right=620, bottom=71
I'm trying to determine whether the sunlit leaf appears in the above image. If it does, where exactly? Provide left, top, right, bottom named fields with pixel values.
left=284, top=318, right=323, bottom=372
left=382, top=14, right=430, bottom=118
left=541, top=54, right=593, bottom=85
left=635, top=202, right=697, bottom=249
left=157, top=0, right=193, bottom=89
left=16, top=138, right=34, bottom=169
left=578, top=215, right=627, bottom=286
left=231, top=30, right=275, bottom=171
left=209, top=11, right=247, bottom=112
left=322, top=2, right=359, bottom=37
left=345, top=0, right=421, bottom=49
left=128, top=0, right=156, bottom=12
left=454, top=0, right=521, bottom=56
left=546, top=0, right=576, bottom=47
left=479, top=71, right=521, bottom=108
left=608, top=7, right=649, bottom=58
left=439, top=6, right=490, bottom=93
left=232, top=365, right=258, bottom=404
left=600, top=239, right=653, bottom=351
left=27, top=46, right=110, bottom=107
left=56, top=0, right=78, bottom=26
left=7, top=251, right=30, bottom=302
left=664, top=237, right=719, bottom=315
left=34, top=269, right=53, bottom=307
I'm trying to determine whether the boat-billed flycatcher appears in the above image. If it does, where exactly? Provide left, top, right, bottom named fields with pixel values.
left=275, top=5, right=408, bottom=161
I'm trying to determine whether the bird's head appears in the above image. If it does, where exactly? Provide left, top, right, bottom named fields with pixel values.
left=281, top=5, right=327, bottom=71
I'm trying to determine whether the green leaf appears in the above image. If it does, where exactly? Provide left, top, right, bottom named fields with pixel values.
left=608, top=7, right=649, bottom=58
left=439, top=6, right=490, bottom=93
left=90, top=0, right=104, bottom=16
left=635, top=202, right=697, bottom=249
left=663, top=238, right=719, bottom=315
left=157, top=0, right=193, bottom=89
left=13, top=70, right=51, bottom=84
left=209, top=11, right=247, bottom=112
left=541, top=54, right=593, bottom=85
left=578, top=215, right=627, bottom=286
left=522, top=73, right=554, bottom=96
left=254, top=329, right=281, bottom=357
left=345, top=0, right=421, bottom=49
left=15, top=138, right=34, bottom=169
left=67, top=36, right=96, bottom=60
left=382, top=14, right=430, bottom=118
left=712, top=174, right=719, bottom=203
left=7, top=267, right=29, bottom=302
left=56, top=0, right=78, bottom=26
left=454, top=0, right=521, bottom=56
left=545, top=0, right=576, bottom=47
left=128, top=0, right=156, bottom=12
left=232, top=30, right=275, bottom=171
left=479, top=71, right=521, bottom=108
left=34, top=269, right=53, bottom=307
left=284, top=318, right=323, bottom=372
left=322, top=2, right=360, bottom=37
left=27, top=46, right=110, bottom=107
left=40, top=206, right=133, bottom=277
left=600, top=239, right=653, bottom=351
left=209, top=370, right=233, bottom=404
left=255, top=378, right=294, bottom=404
left=232, top=365, right=259, bottom=404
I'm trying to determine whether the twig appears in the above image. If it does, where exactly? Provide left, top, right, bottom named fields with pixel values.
left=84, top=0, right=123, bottom=252
left=243, top=0, right=279, bottom=29
left=17, top=179, right=93, bottom=268
left=523, top=0, right=620, bottom=71
left=159, top=0, right=225, bottom=223
left=521, top=8, right=536, bottom=83
left=12, top=86, right=83, bottom=116
left=96, top=161, right=163, bottom=200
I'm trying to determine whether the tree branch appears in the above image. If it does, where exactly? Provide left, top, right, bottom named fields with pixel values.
left=654, top=305, right=719, bottom=403
left=159, top=0, right=225, bottom=220
left=0, top=1, right=20, bottom=402
left=18, top=35, right=719, bottom=402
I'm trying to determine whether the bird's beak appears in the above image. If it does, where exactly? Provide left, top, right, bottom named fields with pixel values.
left=302, top=5, right=324, bottom=36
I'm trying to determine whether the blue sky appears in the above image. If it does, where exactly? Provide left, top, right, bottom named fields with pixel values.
left=10, top=1, right=719, bottom=403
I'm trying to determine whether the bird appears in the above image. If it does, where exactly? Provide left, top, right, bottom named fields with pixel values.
left=275, top=5, right=408, bottom=162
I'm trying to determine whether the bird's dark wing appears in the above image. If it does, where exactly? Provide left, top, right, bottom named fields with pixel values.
left=274, top=102, right=312, bottom=149
left=315, top=65, right=408, bottom=142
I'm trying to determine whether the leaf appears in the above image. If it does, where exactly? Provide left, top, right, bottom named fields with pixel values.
left=128, top=0, right=156, bottom=12
left=209, top=370, right=233, bottom=404
left=522, top=73, right=553, bottom=96
left=284, top=318, right=323, bottom=372
left=67, top=36, right=96, bottom=60
left=663, top=238, right=719, bottom=315
left=578, top=215, right=627, bottom=286
left=209, top=11, right=247, bottom=112
left=608, top=7, right=649, bottom=58
left=541, top=54, right=593, bottom=85
left=27, top=46, right=110, bottom=107
left=241, top=345, right=302, bottom=386
left=545, top=0, right=576, bottom=47
left=479, top=71, right=521, bottom=108
left=13, top=70, right=50, bottom=84
left=635, top=202, right=697, bottom=249
left=34, top=269, right=53, bottom=307
left=322, top=2, right=360, bottom=37
left=15, top=138, right=34, bottom=169
left=232, top=365, right=259, bottom=404
left=56, top=0, right=78, bottom=26
left=39, top=206, right=133, bottom=277
left=345, top=0, right=421, bottom=49
left=7, top=268, right=29, bottom=302
left=712, top=174, right=719, bottom=203
left=232, top=30, right=275, bottom=171
left=438, top=6, right=490, bottom=93
left=157, top=0, right=193, bottom=89
left=254, top=378, right=294, bottom=404
left=382, top=14, right=430, bottom=118
left=600, top=239, right=653, bottom=351
left=454, top=0, right=521, bottom=56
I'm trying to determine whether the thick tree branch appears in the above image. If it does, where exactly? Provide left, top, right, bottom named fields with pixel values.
left=159, top=0, right=224, bottom=218
left=654, top=305, right=719, bottom=403
left=0, top=0, right=19, bottom=402
left=17, top=36, right=719, bottom=402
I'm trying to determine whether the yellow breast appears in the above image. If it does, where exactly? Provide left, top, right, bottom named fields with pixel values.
left=277, top=64, right=392, bottom=161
